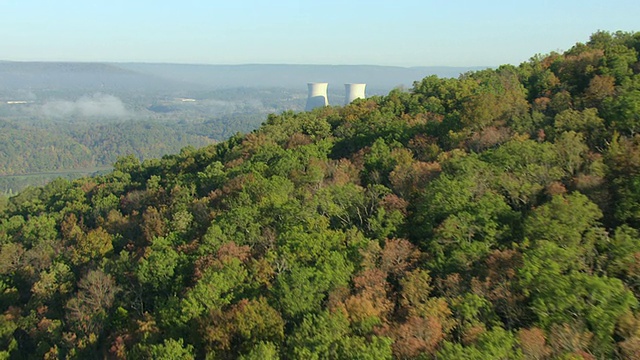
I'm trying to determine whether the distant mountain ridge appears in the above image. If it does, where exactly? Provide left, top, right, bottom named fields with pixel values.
left=0, top=61, right=487, bottom=93
left=0, top=61, right=198, bottom=92
left=114, top=63, right=489, bottom=91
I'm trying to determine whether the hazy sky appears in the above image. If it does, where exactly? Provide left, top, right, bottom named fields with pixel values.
left=1, top=0, right=638, bottom=67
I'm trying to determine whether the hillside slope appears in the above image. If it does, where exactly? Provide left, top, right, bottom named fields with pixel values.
left=1, top=31, right=640, bottom=359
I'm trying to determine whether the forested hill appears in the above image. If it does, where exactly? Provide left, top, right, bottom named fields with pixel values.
left=1, top=31, right=640, bottom=359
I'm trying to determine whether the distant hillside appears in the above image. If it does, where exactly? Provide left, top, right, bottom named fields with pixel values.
left=0, top=118, right=213, bottom=177
left=0, top=61, right=199, bottom=92
left=0, top=61, right=486, bottom=94
left=116, top=63, right=487, bottom=91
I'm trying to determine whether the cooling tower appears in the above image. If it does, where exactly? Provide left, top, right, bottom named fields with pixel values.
left=344, top=83, right=366, bottom=105
left=305, top=82, right=329, bottom=111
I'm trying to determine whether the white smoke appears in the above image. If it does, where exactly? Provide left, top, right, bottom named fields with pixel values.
left=40, top=93, right=129, bottom=118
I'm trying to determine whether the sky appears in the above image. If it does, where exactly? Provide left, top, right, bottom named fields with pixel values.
left=1, top=0, right=639, bottom=67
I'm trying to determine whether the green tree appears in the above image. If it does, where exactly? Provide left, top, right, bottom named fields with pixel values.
left=519, top=240, right=637, bottom=356
left=437, top=326, right=522, bottom=359
left=287, top=310, right=392, bottom=360
left=238, top=341, right=280, bottom=360
left=524, top=193, right=602, bottom=249
left=181, top=258, right=247, bottom=322
left=604, top=89, right=640, bottom=135
left=148, top=338, right=195, bottom=360
left=136, top=235, right=183, bottom=295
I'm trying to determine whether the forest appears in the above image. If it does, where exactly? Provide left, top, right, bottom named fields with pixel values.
left=0, top=86, right=297, bottom=194
left=1, top=30, right=640, bottom=359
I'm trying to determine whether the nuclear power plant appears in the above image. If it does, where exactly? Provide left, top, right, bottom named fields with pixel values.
left=304, top=82, right=366, bottom=111
left=344, top=83, right=366, bottom=105
left=305, top=83, right=329, bottom=111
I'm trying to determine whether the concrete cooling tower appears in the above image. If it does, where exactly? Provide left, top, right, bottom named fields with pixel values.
left=305, top=82, right=329, bottom=111
left=344, top=83, right=366, bottom=105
